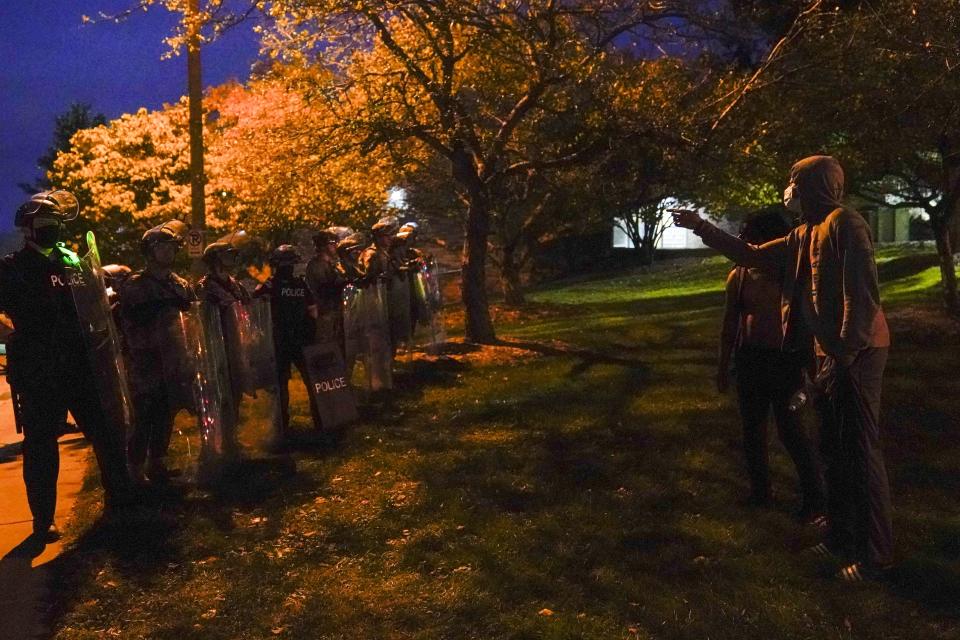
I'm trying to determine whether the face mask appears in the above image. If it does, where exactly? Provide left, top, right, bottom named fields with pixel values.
left=32, top=223, right=62, bottom=248
left=783, top=183, right=803, bottom=215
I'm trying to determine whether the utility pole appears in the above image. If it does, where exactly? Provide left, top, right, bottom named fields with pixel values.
left=187, top=0, right=206, bottom=271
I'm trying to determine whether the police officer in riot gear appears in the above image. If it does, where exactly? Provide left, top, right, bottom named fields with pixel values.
left=197, top=237, right=251, bottom=450
left=119, top=221, right=196, bottom=483
left=197, top=240, right=252, bottom=308
left=306, top=228, right=348, bottom=347
left=336, top=232, right=368, bottom=283
left=359, top=216, right=400, bottom=281
left=393, top=222, right=428, bottom=333
left=1, top=191, right=132, bottom=543
left=254, top=245, right=322, bottom=438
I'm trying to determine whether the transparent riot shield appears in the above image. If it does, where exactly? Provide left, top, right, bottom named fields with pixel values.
left=355, top=280, right=393, bottom=391
left=221, top=299, right=283, bottom=442
left=302, top=342, right=358, bottom=429
left=175, top=302, right=233, bottom=461
left=342, top=283, right=362, bottom=373
left=387, top=272, right=413, bottom=350
left=69, top=231, right=134, bottom=433
left=413, top=259, right=447, bottom=354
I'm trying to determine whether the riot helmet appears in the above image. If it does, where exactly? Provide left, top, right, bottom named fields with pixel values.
left=269, top=244, right=301, bottom=267
left=102, top=264, right=133, bottom=292
left=202, top=241, right=238, bottom=269
left=14, top=190, right=79, bottom=228
left=102, top=263, right=133, bottom=282
left=336, top=232, right=368, bottom=262
left=396, top=221, right=419, bottom=243
left=15, top=190, right=80, bottom=249
left=371, top=215, right=400, bottom=237
left=140, top=220, right=188, bottom=256
left=312, top=229, right=339, bottom=250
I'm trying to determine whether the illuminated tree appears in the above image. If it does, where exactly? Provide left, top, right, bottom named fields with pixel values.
left=258, top=0, right=730, bottom=342
left=697, top=1, right=960, bottom=312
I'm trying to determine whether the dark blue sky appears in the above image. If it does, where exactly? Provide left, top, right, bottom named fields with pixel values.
left=0, top=1, right=261, bottom=229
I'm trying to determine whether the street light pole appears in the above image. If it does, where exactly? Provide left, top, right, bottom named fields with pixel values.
left=187, top=0, right=206, bottom=270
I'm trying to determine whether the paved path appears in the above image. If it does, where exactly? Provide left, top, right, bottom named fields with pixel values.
left=0, top=378, right=89, bottom=640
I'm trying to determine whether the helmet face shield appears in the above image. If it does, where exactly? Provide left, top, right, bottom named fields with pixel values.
left=22, top=190, right=79, bottom=220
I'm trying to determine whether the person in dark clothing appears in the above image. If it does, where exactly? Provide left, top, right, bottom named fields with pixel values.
left=336, top=232, right=368, bottom=283
left=359, top=216, right=400, bottom=280
left=672, top=155, right=893, bottom=581
left=197, top=239, right=251, bottom=450
left=254, top=245, right=322, bottom=437
left=1, top=191, right=132, bottom=544
left=119, top=221, right=196, bottom=484
left=306, top=228, right=348, bottom=347
left=393, top=222, right=428, bottom=333
left=197, top=240, right=251, bottom=308
left=718, top=212, right=825, bottom=521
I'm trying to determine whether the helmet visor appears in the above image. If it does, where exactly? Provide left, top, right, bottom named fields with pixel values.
left=21, top=190, right=80, bottom=221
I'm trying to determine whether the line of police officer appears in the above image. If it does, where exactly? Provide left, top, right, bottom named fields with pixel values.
left=1, top=191, right=440, bottom=546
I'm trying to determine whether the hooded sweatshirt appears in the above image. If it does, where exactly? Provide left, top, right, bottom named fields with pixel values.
left=694, top=155, right=890, bottom=364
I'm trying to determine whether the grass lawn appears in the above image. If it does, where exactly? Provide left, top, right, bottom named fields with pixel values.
left=49, top=248, right=960, bottom=639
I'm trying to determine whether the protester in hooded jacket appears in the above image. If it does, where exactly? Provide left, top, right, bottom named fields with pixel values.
left=717, top=211, right=825, bottom=522
left=672, top=155, right=893, bottom=582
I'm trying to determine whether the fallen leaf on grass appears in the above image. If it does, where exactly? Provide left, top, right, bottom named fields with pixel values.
left=201, top=609, right=217, bottom=619
left=272, top=627, right=286, bottom=635
left=538, top=608, right=554, bottom=617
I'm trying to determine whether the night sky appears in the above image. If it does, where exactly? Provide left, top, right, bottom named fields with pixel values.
left=0, top=1, right=261, bottom=230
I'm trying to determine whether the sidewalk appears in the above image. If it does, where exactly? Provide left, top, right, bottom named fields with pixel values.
left=0, top=379, right=89, bottom=640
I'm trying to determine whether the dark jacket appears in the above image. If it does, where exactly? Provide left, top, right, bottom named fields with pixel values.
left=697, top=156, right=890, bottom=363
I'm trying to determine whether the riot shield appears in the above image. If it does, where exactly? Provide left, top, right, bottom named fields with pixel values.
left=221, top=299, right=283, bottom=441
left=364, top=280, right=393, bottom=391
left=70, top=231, right=134, bottom=434
left=413, top=259, right=447, bottom=353
left=341, top=283, right=362, bottom=372
left=124, top=308, right=194, bottom=415
left=175, top=302, right=233, bottom=460
left=387, top=272, right=413, bottom=349
left=343, top=281, right=392, bottom=391
left=302, top=341, right=358, bottom=429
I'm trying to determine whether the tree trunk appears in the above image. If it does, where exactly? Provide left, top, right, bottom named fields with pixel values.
left=931, top=217, right=959, bottom=314
left=462, top=192, right=497, bottom=342
left=500, top=245, right=526, bottom=306
left=639, top=224, right=656, bottom=266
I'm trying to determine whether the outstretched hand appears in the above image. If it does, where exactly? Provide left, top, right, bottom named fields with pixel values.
left=668, top=208, right=703, bottom=230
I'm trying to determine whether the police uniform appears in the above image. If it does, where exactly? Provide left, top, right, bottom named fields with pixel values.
left=254, top=272, right=322, bottom=433
left=196, top=273, right=251, bottom=308
left=119, top=270, right=197, bottom=479
left=305, top=256, right=347, bottom=345
left=0, top=243, right=131, bottom=532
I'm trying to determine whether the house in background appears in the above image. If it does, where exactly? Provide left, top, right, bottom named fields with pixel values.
left=611, top=208, right=739, bottom=252
left=611, top=205, right=926, bottom=253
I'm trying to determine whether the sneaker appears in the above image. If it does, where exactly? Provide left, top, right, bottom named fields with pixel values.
left=32, top=523, right=61, bottom=544
left=836, top=562, right=891, bottom=582
left=803, top=542, right=841, bottom=561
